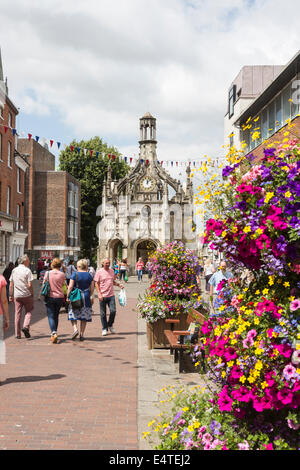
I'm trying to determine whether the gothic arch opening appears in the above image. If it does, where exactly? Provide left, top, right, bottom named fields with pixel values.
left=110, top=239, right=123, bottom=262
left=136, top=239, right=157, bottom=264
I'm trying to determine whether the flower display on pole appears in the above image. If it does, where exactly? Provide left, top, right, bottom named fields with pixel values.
left=137, top=241, right=205, bottom=323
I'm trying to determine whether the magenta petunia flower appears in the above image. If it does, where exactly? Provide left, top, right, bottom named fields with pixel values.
left=277, top=388, right=293, bottom=405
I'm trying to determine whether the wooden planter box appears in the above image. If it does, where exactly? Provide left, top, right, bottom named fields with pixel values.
left=146, top=314, right=190, bottom=350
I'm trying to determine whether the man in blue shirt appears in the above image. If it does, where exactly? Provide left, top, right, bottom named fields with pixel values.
left=209, top=260, right=233, bottom=296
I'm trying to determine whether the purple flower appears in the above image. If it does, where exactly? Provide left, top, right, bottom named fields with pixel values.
left=222, top=166, right=234, bottom=178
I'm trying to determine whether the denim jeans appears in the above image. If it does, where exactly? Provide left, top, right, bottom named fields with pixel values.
left=99, top=296, right=116, bottom=330
left=119, top=270, right=126, bottom=281
left=137, top=270, right=143, bottom=281
left=46, top=297, right=64, bottom=334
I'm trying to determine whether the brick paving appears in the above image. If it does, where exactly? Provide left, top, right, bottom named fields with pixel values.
left=0, top=280, right=139, bottom=450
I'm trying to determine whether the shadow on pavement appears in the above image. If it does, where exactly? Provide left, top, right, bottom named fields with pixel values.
left=0, top=374, right=66, bottom=385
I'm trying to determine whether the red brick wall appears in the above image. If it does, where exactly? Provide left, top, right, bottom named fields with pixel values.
left=18, top=139, right=56, bottom=248
left=0, top=99, right=25, bottom=229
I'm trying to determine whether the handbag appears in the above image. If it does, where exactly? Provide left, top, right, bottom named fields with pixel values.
left=69, top=273, right=83, bottom=309
left=41, top=271, right=50, bottom=298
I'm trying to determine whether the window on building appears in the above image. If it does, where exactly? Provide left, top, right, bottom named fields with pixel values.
left=261, top=109, right=268, bottom=141
left=268, top=100, right=275, bottom=136
left=8, top=113, right=12, bottom=128
left=16, top=204, right=20, bottom=230
left=275, top=94, right=282, bottom=130
left=228, top=85, right=236, bottom=119
left=8, top=141, right=12, bottom=168
left=17, top=168, right=21, bottom=193
left=282, top=85, right=291, bottom=124
left=6, top=186, right=11, bottom=214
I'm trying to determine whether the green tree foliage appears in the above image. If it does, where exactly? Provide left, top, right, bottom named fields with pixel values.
left=59, top=136, right=130, bottom=262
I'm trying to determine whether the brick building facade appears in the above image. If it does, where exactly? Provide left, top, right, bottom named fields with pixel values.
left=18, top=138, right=81, bottom=268
left=0, top=52, right=28, bottom=270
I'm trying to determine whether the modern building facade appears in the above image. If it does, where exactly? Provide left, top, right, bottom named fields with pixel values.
left=225, top=50, right=300, bottom=156
left=0, top=50, right=29, bottom=271
left=18, top=138, right=81, bottom=267
left=97, top=112, right=196, bottom=272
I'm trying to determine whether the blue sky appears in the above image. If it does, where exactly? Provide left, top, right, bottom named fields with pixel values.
left=1, top=0, right=299, bottom=174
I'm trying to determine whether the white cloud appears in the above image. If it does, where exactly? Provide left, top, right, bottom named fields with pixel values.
left=1, top=0, right=300, bottom=162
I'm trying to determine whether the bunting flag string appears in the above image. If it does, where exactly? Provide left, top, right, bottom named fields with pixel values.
left=0, top=121, right=227, bottom=168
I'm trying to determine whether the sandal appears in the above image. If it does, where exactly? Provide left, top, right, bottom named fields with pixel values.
left=71, top=330, right=79, bottom=340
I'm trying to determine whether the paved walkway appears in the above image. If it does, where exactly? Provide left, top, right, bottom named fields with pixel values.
left=0, top=277, right=205, bottom=450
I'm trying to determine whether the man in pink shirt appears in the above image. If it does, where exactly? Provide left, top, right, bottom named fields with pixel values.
left=94, top=258, right=124, bottom=336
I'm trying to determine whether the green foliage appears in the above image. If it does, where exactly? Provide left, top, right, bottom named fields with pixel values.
left=59, top=136, right=130, bottom=260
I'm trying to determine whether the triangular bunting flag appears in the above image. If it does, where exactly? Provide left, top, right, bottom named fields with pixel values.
left=12, top=128, right=16, bottom=136
left=50, top=140, right=54, bottom=147
left=4, top=126, right=8, bottom=133
left=35, top=136, right=39, bottom=142
left=57, top=142, right=61, bottom=149
left=70, top=145, right=74, bottom=152
left=90, top=150, right=93, bottom=157
left=28, top=133, right=32, bottom=140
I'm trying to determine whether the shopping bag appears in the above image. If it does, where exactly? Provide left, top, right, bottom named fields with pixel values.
left=118, top=289, right=127, bottom=307
left=124, top=272, right=128, bottom=282
left=41, top=272, right=50, bottom=298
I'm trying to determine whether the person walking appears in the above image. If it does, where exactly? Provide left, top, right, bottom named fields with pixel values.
left=3, top=262, right=15, bottom=301
left=136, top=257, right=144, bottom=283
left=9, top=254, right=34, bottom=339
left=119, top=259, right=127, bottom=282
left=146, top=260, right=152, bottom=280
left=94, top=258, right=124, bottom=336
left=87, top=260, right=96, bottom=279
left=67, top=259, right=94, bottom=341
left=0, top=273, right=9, bottom=377
left=36, top=258, right=44, bottom=280
left=42, top=258, right=67, bottom=344
left=66, top=260, right=77, bottom=286
left=204, top=258, right=216, bottom=292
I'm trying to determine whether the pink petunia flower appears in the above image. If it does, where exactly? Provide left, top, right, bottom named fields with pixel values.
left=238, top=441, right=250, bottom=450
left=290, top=299, right=300, bottom=312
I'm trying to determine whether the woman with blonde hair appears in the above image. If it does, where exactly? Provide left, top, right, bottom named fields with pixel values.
left=42, top=258, right=67, bottom=344
left=67, top=259, right=94, bottom=341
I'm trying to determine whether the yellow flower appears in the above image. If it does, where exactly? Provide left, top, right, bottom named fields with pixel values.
left=284, top=191, right=292, bottom=199
left=255, top=290, right=260, bottom=295
left=148, top=420, right=155, bottom=427
left=194, top=421, right=200, bottom=429
left=188, top=425, right=194, bottom=433
left=284, top=282, right=290, bottom=288
left=243, top=226, right=251, bottom=233
left=262, top=288, right=269, bottom=295
left=261, top=381, right=268, bottom=389
left=264, top=192, right=274, bottom=203
left=255, top=228, right=264, bottom=235
left=142, top=432, right=150, bottom=439
left=171, top=433, right=178, bottom=440
left=182, top=407, right=189, bottom=412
